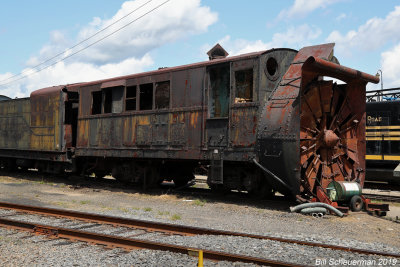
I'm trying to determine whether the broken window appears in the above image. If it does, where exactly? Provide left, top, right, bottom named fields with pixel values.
left=235, top=69, right=253, bottom=103
left=209, top=64, right=230, bottom=118
left=103, top=89, right=112, bottom=113
left=91, top=91, right=102, bottom=115
left=139, top=83, right=153, bottom=110
left=125, top=86, right=137, bottom=111
left=102, top=86, right=123, bottom=114
left=91, top=86, right=123, bottom=115
left=111, top=86, right=123, bottom=113
left=155, top=81, right=170, bottom=109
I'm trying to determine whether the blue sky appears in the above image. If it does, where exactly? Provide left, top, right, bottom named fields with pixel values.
left=0, top=0, right=399, bottom=97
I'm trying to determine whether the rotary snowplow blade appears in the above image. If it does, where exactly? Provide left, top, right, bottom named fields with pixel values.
left=258, top=43, right=379, bottom=199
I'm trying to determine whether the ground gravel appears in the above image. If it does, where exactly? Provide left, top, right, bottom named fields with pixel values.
left=0, top=173, right=399, bottom=266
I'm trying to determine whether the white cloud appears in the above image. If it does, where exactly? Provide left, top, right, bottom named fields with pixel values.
left=326, top=6, right=400, bottom=54
left=24, top=55, right=154, bottom=92
left=211, top=24, right=321, bottom=56
left=336, top=13, right=347, bottom=21
left=277, top=0, right=341, bottom=20
left=0, top=73, right=25, bottom=98
left=380, top=43, right=400, bottom=88
left=28, top=0, right=218, bottom=66
left=0, top=0, right=218, bottom=98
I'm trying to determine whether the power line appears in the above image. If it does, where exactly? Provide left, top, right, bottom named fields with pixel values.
left=0, top=0, right=153, bottom=84
left=0, top=0, right=170, bottom=87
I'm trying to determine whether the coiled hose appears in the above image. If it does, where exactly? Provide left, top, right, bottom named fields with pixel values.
left=290, top=202, right=344, bottom=217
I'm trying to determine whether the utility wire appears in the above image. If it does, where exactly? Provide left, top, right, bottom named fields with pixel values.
left=0, top=0, right=170, bottom=87
left=0, top=0, right=153, bottom=84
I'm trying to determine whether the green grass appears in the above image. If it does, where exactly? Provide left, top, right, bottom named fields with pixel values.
left=192, top=198, right=207, bottom=207
left=53, top=201, right=70, bottom=208
left=143, top=207, right=152, bottom=212
left=170, top=214, right=181, bottom=221
left=158, top=211, right=170, bottom=216
left=79, top=200, right=91, bottom=205
left=119, top=207, right=129, bottom=213
left=37, top=179, right=52, bottom=185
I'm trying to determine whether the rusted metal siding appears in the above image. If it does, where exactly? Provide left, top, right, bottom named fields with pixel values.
left=230, top=104, right=259, bottom=147
left=229, top=59, right=260, bottom=147
left=30, top=87, right=64, bottom=151
left=0, top=98, right=31, bottom=149
left=76, top=65, right=206, bottom=155
left=74, top=49, right=300, bottom=163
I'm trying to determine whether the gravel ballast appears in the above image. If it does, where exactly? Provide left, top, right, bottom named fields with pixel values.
left=0, top=173, right=399, bottom=266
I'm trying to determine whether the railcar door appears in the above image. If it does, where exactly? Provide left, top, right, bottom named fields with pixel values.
left=206, top=63, right=230, bottom=184
left=64, top=91, right=79, bottom=150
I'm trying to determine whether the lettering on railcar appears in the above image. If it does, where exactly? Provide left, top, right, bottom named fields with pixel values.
left=367, top=116, right=382, bottom=124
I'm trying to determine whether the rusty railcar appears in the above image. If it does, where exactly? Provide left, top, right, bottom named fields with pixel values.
left=63, top=43, right=379, bottom=203
left=0, top=86, right=77, bottom=172
left=67, top=45, right=299, bottom=190
left=0, top=43, right=379, bottom=207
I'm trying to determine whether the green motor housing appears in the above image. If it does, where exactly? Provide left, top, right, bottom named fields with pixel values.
left=327, top=181, right=362, bottom=202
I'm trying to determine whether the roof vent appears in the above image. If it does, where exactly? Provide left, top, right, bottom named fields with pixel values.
left=207, top=43, right=229, bottom=60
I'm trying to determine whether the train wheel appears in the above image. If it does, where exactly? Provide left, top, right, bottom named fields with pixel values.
left=300, top=80, right=365, bottom=196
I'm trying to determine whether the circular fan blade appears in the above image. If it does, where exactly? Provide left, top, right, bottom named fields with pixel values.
left=304, top=83, right=323, bottom=120
left=300, top=80, right=364, bottom=197
left=319, top=81, right=333, bottom=113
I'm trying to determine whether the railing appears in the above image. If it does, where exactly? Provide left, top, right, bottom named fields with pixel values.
left=366, top=87, right=400, bottom=102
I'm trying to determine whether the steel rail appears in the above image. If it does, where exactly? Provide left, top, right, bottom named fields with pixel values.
left=0, top=217, right=301, bottom=267
left=363, top=194, right=400, bottom=203
left=0, top=201, right=399, bottom=258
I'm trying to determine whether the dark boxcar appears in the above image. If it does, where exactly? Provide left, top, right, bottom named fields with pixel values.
left=0, top=86, right=78, bottom=172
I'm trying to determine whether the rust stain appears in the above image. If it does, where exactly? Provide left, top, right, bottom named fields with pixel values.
left=189, top=112, right=198, bottom=128
left=137, top=116, right=150, bottom=125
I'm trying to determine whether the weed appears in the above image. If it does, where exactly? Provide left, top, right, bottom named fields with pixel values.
left=79, top=200, right=90, bottom=205
left=143, top=207, right=152, bottom=212
left=170, top=214, right=181, bottom=221
left=192, top=199, right=207, bottom=207
left=119, top=207, right=129, bottom=213
left=53, top=202, right=69, bottom=208
left=158, top=211, right=170, bottom=216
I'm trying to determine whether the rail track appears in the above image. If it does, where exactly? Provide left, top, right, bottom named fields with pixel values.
left=0, top=201, right=399, bottom=264
left=363, top=193, right=400, bottom=203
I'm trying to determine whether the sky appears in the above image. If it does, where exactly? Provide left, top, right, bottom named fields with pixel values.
left=0, top=0, right=399, bottom=98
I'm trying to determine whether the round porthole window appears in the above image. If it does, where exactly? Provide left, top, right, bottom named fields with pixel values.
left=265, top=57, right=279, bottom=81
